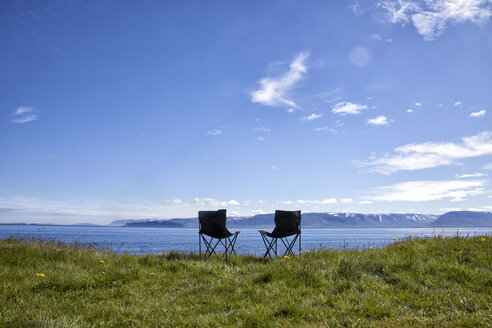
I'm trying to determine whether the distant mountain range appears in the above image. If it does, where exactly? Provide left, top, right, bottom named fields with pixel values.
left=109, top=211, right=492, bottom=228
left=430, top=211, right=492, bottom=227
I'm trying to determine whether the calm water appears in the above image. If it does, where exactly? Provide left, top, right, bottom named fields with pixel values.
left=1, top=225, right=491, bottom=255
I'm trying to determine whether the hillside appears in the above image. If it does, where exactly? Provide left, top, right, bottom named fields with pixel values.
left=1, top=236, right=490, bottom=327
left=431, top=211, right=492, bottom=227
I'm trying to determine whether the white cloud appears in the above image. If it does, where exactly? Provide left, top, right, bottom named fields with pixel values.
left=281, top=198, right=337, bottom=205
left=357, top=131, right=492, bottom=174
left=470, top=110, right=486, bottom=117
left=415, top=102, right=422, bottom=106
left=484, top=163, right=492, bottom=170
left=252, top=126, right=271, bottom=132
left=11, top=115, right=38, bottom=124
left=287, top=108, right=296, bottom=113
left=165, top=199, right=183, bottom=204
left=251, top=51, right=310, bottom=108
left=371, top=33, right=383, bottom=40
left=370, top=33, right=393, bottom=42
left=349, top=47, right=371, bottom=66
left=407, top=109, right=414, bottom=113
left=340, top=198, right=353, bottom=203
left=367, top=115, right=390, bottom=126
left=207, top=129, right=222, bottom=136
left=0, top=196, right=258, bottom=224
left=11, top=106, right=38, bottom=124
left=313, top=126, right=337, bottom=133
left=378, top=0, right=492, bottom=41
left=303, top=113, right=323, bottom=121
left=437, top=103, right=444, bottom=108
left=256, top=136, right=265, bottom=142
left=332, top=101, right=368, bottom=115
left=454, top=101, right=462, bottom=106
left=14, top=106, right=33, bottom=115
left=456, top=172, right=486, bottom=178
left=365, top=179, right=486, bottom=202
left=252, top=209, right=265, bottom=215
left=271, top=165, right=278, bottom=170
left=359, top=200, right=373, bottom=204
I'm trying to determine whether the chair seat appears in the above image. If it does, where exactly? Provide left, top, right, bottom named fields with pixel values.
left=259, top=230, right=298, bottom=238
left=201, top=230, right=239, bottom=239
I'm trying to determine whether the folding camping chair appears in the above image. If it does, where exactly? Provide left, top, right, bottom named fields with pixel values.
left=198, top=209, right=239, bottom=259
left=259, top=210, right=301, bottom=258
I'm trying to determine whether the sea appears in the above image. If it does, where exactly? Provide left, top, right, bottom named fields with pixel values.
left=1, top=225, right=491, bottom=256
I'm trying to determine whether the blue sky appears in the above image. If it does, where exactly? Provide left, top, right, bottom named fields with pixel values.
left=1, top=0, right=491, bottom=224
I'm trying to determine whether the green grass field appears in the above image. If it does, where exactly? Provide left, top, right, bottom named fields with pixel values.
left=0, top=235, right=490, bottom=327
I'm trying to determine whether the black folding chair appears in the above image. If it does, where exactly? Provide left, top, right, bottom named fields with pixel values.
left=259, top=210, right=301, bottom=258
left=198, top=209, right=239, bottom=259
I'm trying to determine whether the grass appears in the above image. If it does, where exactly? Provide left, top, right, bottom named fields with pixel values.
left=0, top=235, right=490, bottom=327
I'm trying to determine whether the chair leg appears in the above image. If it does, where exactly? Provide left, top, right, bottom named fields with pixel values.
left=281, top=234, right=299, bottom=256
left=261, top=235, right=277, bottom=259
left=202, top=235, right=221, bottom=259
left=225, top=234, right=238, bottom=255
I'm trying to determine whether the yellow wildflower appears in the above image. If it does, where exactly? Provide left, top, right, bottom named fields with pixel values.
left=393, top=237, right=397, bottom=240
left=284, top=255, right=289, bottom=259
left=306, top=249, right=310, bottom=253
left=99, top=260, right=105, bottom=264
left=481, top=237, right=486, bottom=241
left=369, top=246, right=375, bottom=249
left=299, top=250, right=302, bottom=254
left=36, top=273, right=45, bottom=277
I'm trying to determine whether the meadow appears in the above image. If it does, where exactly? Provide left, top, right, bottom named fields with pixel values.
left=0, top=235, right=490, bottom=327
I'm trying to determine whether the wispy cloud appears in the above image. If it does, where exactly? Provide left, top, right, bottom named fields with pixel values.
left=11, top=115, right=38, bottom=124
left=251, top=51, right=310, bottom=108
left=456, top=172, right=486, bottom=179
left=332, top=101, right=368, bottom=115
left=207, top=129, right=223, bottom=136
left=356, top=131, right=492, bottom=174
left=313, top=126, right=337, bottom=133
left=252, top=126, right=271, bottom=132
left=367, top=115, right=390, bottom=126
left=207, top=124, right=228, bottom=136
left=454, top=101, right=462, bottom=106
left=415, top=102, right=422, bottom=107
left=14, top=106, right=33, bottom=115
left=377, top=0, right=492, bottom=41
left=470, top=110, right=486, bottom=117
left=282, top=198, right=337, bottom=205
left=348, top=47, right=370, bottom=66
left=407, top=109, right=414, bottom=113
left=11, top=106, right=38, bottom=124
left=303, top=113, right=323, bottom=121
left=365, top=179, right=486, bottom=202
left=370, top=33, right=393, bottom=42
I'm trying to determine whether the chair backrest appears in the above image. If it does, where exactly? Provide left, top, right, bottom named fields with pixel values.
left=272, top=210, right=301, bottom=236
left=199, top=209, right=228, bottom=238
